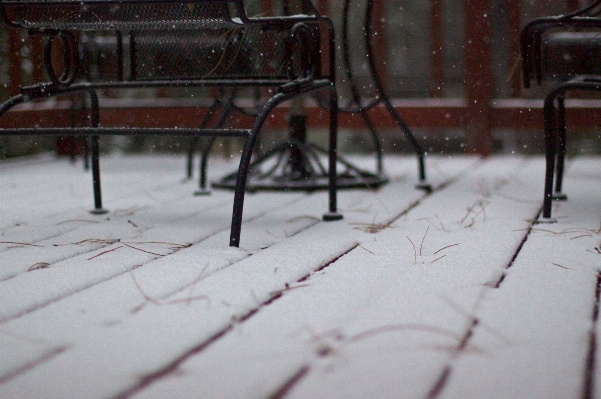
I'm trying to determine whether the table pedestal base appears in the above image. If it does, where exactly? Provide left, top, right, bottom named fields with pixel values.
left=212, top=141, right=388, bottom=192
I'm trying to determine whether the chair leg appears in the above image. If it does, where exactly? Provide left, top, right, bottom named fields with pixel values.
left=186, top=96, right=222, bottom=180
left=195, top=136, right=216, bottom=196
left=229, top=96, right=273, bottom=247
left=196, top=102, right=232, bottom=196
left=541, top=93, right=558, bottom=222
left=82, top=136, right=90, bottom=171
left=323, top=88, right=343, bottom=221
left=229, top=85, right=342, bottom=247
left=89, top=135, right=108, bottom=215
left=383, top=100, right=431, bottom=191
left=553, top=94, right=568, bottom=201
left=357, top=109, right=384, bottom=175
left=230, top=134, right=255, bottom=247
left=88, top=90, right=108, bottom=215
left=68, top=94, right=83, bottom=164
left=186, top=137, right=200, bottom=180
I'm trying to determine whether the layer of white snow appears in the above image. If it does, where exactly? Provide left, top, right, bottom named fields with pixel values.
left=1, top=154, right=598, bottom=399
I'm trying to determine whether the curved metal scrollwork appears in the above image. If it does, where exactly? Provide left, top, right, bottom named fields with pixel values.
left=43, top=31, right=79, bottom=87
left=285, top=23, right=318, bottom=82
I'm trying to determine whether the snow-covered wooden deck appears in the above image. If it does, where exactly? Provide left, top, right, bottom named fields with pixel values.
left=1, top=153, right=600, bottom=399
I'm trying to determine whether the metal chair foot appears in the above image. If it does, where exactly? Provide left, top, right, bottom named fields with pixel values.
left=194, top=189, right=212, bottom=196
left=536, top=216, right=557, bottom=224
left=552, top=192, right=567, bottom=201
left=323, top=212, right=343, bottom=221
left=90, top=208, right=109, bottom=215
left=415, top=181, right=432, bottom=192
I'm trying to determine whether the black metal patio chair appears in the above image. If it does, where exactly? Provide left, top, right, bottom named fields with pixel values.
left=0, top=0, right=342, bottom=247
left=521, top=0, right=601, bottom=221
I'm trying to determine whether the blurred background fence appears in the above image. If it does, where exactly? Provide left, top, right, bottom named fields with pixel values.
left=1, top=0, right=600, bottom=158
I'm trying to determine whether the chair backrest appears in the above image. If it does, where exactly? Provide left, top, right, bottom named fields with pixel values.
left=542, top=32, right=601, bottom=81
left=521, top=0, right=601, bottom=87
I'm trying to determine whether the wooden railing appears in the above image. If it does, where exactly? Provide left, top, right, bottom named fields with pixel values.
left=2, top=0, right=599, bottom=156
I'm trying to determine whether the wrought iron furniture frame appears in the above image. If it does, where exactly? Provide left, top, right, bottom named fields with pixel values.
left=189, top=0, right=430, bottom=194
left=0, top=0, right=343, bottom=247
left=521, top=0, right=601, bottom=221
left=337, top=0, right=429, bottom=191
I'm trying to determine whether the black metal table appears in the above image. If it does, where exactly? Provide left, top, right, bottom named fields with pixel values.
left=205, top=0, right=430, bottom=193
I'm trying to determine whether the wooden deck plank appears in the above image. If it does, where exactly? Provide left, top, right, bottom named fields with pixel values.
left=1, top=155, right=196, bottom=229
left=127, top=157, right=546, bottom=399
left=251, top=156, right=547, bottom=399
left=437, top=157, right=601, bottom=399
left=0, top=155, right=472, bottom=398
left=0, top=155, right=239, bottom=257
left=6, top=154, right=596, bottom=398
left=0, top=184, right=311, bottom=324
